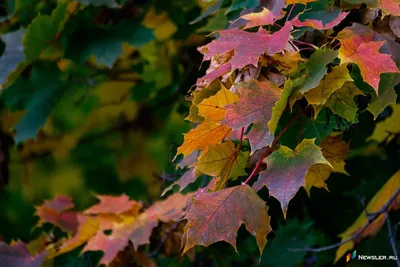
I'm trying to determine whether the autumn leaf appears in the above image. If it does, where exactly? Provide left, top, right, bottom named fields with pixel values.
left=293, top=11, right=349, bottom=30
left=35, top=195, right=78, bottom=233
left=221, top=79, right=282, bottom=152
left=304, top=135, right=349, bottom=195
left=198, top=22, right=293, bottom=74
left=337, top=29, right=400, bottom=94
left=0, top=242, right=47, bottom=267
left=240, top=7, right=285, bottom=29
left=304, top=65, right=353, bottom=105
left=130, top=192, right=192, bottom=250
left=197, top=85, right=239, bottom=121
left=193, top=141, right=249, bottom=190
left=334, top=170, right=400, bottom=263
left=84, top=194, right=139, bottom=215
left=176, top=120, right=232, bottom=158
left=253, top=139, right=332, bottom=216
left=368, top=104, right=400, bottom=143
left=56, top=215, right=99, bottom=257
left=186, top=81, right=221, bottom=122
left=267, top=51, right=305, bottom=75
left=162, top=167, right=201, bottom=196
left=182, top=184, right=271, bottom=256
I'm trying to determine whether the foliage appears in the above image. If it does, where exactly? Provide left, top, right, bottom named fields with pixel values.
left=0, top=0, right=400, bottom=266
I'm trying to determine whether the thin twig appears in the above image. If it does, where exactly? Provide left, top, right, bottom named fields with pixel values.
left=286, top=4, right=296, bottom=23
left=243, top=113, right=302, bottom=184
left=287, top=188, right=400, bottom=253
left=385, top=212, right=400, bottom=267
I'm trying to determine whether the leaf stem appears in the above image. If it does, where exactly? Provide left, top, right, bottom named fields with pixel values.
left=286, top=4, right=296, bottom=23
left=238, top=127, right=245, bottom=151
left=243, top=113, right=301, bottom=184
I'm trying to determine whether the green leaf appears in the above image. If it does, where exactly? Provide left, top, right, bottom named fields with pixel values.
left=261, top=220, right=321, bottom=267
left=23, top=3, right=69, bottom=61
left=190, top=0, right=223, bottom=24
left=226, top=0, right=259, bottom=14
left=276, top=108, right=337, bottom=149
left=76, top=0, right=120, bottom=8
left=67, top=20, right=154, bottom=67
left=197, top=8, right=228, bottom=32
left=367, top=73, right=400, bottom=120
left=292, top=49, right=338, bottom=94
left=1, top=62, right=65, bottom=143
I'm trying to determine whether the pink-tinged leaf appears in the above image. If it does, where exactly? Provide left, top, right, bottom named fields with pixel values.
left=0, top=242, right=47, bottom=267
left=380, top=0, right=400, bottom=16
left=222, top=79, right=282, bottom=130
left=197, top=63, right=231, bottom=87
left=85, top=194, right=139, bottom=215
left=130, top=192, right=193, bottom=250
left=162, top=167, right=200, bottom=196
left=246, top=122, right=274, bottom=154
left=252, top=139, right=332, bottom=216
left=199, top=22, right=293, bottom=72
left=293, top=12, right=349, bottom=29
left=222, top=79, right=281, bottom=152
left=182, top=184, right=272, bottom=256
left=241, top=7, right=286, bottom=29
left=338, top=40, right=400, bottom=94
left=35, top=195, right=78, bottom=232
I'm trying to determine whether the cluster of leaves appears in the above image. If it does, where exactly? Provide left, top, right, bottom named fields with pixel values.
left=0, top=0, right=400, bottom=266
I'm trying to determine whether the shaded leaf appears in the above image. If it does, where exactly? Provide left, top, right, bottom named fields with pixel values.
left=162, top=167, right=200, bottom=196
left=253, top=139, right=332, bottom=215
left=182, top=184, right=272, bottom=256
left=292, top=49, right=338, bottom=94
left=0, top=242, right=47, bottom=267
left=304, top=65, right=353, bottom=105
left=0, top=30, right=25, bottom=86
left=84, top=194, right=140, bottom=215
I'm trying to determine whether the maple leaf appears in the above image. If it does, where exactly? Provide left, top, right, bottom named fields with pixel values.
left=334, top=170, right=400, bottom=263
left=84, top=194, right=139, bottom=215
left=319, top=82, right=364, bottom=122
left=304, top=65, right=353, bottom=105
left=0, top=242, right=47, bottom=267
left=367, top=73, right=400, bottom=119
left=162, top=167, right=200, bottom=196
left=129, top=192, right=192, bottom=250
left=368, top=104, right=400, bottom=143
left=337, top=31, right=400, bottom=94
left=56, top=215, right=99, bottom=257
left=292, top=49, right=338, bottom=94
left=293, top=11, right=349, bottom=29
left=35, top=195, right=78, bottom=233
left=253, top=139, right=332, bottom=216
left=176, top=120, right=232, bottom=159
left=182, top=184, right=271, bottom=256
left=198, top=21, right=293, bottom=76
left=186, top=81, right=221, bottom=123
left=197, top=85, right=239, bottom=121
left=240, top=7, right=285, bottom=29
left=267, top=51, right=305, bottom=75
left=379, top=0, right=400, bottom=16
left=268, top=79, right=293, bottom=135
left=221, top=79, right=282, bottom=152
left=193, top=141, right=249, bottom=190
left=304, top=135, right=349, bottom=195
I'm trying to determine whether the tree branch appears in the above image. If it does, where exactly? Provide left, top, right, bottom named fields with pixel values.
left=287, top=188, right=400, bottom=253
left=385, top=212, right=400, bottom=267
